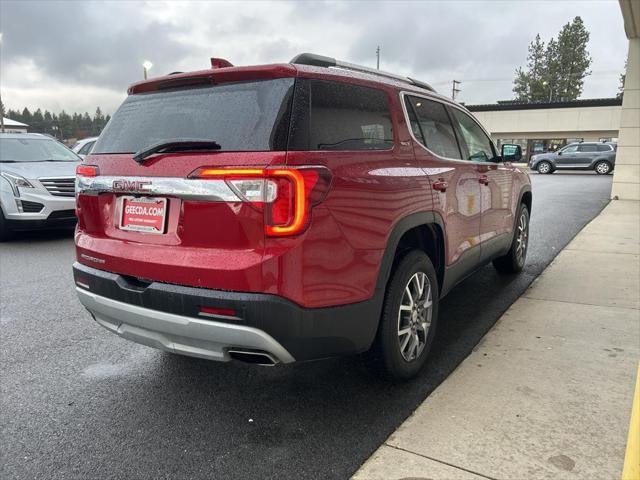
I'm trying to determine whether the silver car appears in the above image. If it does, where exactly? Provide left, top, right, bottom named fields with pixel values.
left=0, top=133, right=80, bottom=240
left=71, top=136, right=98, bottom=159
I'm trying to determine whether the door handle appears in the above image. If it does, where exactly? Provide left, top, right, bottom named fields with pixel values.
left=432, top=179, right=448, bottom=192
left=478, top=175, right=489, bottom=186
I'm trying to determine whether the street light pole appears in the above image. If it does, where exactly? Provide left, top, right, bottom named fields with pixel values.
left=376, top=46, right=380, bottom=70
left=143, top=61, right=153, bottom=80
left=543, top=80, right=552, bottom=102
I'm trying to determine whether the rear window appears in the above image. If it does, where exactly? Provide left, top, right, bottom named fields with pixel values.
left=93, top=78, right=295, bottom=154
left=288, top=79, right=393, bottom=151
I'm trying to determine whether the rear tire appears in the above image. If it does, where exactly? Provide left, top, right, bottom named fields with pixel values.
left=0, top=209, right=13, bottom=242
left=594, top=161, right=612, bottom=175
left=537, top=161, right=552, bottom=174
left=367, top=250, right=439, bottom=380
left=493, top=204, right=529, bottom=274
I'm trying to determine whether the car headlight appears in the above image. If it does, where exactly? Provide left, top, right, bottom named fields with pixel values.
left=0, top=172, right=35, bottom=197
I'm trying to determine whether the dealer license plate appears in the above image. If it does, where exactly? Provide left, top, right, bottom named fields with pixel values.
left=119, top=196, right=167, bottom=234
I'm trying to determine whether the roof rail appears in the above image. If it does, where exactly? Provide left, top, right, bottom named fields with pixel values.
left=290, top=53, right=437, bottom=94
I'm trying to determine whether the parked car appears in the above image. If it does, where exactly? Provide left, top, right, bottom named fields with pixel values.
left=529, top=142, right=616, bottom=174
left=73, top=53, right=531, bottom=379
left=72, top=136, right=98, bottom=159
left=0, top=133, right=80, bottom=240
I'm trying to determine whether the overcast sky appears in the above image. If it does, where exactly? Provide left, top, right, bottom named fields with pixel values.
left=0, top=0, right=628, bottom=115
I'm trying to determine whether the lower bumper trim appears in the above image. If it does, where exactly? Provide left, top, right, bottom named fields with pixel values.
left=77, top=287, right=295, bottom=363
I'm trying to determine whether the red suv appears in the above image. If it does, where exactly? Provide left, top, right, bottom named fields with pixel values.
left=74, top=54, right=531, bottom=379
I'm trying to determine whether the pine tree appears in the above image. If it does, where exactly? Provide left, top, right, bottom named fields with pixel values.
left=513, top=16, right=592, bottom=102
left=549, top=17, right=592, bottom=100
left=618, top=60, right=627, bottom=99
left=513, top=34, right=547, bottom=101
left=21, top=108, right=32, bottom=126
left=31, top=108, right=45, bottom=133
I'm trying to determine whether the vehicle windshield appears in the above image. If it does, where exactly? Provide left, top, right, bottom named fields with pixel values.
left=93, top=78, right=295, bottom=154
left=0, top=137, right=80, bottom=162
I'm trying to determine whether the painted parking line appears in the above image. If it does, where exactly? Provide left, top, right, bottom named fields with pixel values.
left=622, top=363, right=640, bottom=480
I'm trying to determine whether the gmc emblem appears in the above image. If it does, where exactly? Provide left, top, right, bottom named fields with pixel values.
left=112, top=180, right=151, bottom=192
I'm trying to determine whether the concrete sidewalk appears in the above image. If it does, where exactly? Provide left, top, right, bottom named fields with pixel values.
left=354, top=200, right=640, bottom=480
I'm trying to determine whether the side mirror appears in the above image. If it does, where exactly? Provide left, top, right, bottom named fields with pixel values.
left=557, top=151, right=563, bottom=156
left=501, top=144, right=522, bottom=162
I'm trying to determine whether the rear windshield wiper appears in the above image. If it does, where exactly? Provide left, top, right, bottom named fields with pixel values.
left=133, top=138, right=222, bottom=163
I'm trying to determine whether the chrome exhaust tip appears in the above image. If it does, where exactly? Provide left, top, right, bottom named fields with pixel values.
left=228, top=349, right=279, bottom=366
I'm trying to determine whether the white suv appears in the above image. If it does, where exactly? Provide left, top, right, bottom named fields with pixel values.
left=0, top=133, right=80, bottom=240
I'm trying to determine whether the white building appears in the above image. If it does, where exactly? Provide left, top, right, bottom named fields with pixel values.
left=467, top=98, right=622, bottom=162
left=1, top=117, right=29, bottom=133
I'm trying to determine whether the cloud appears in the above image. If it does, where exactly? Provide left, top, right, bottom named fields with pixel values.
left=0, top=0, right=629, bottom=114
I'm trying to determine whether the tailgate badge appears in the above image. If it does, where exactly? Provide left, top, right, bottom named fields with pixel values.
left=112, top=180, right=151, bottom=192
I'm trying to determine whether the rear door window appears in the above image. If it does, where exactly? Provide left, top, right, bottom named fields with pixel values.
left=404, top=95, right=461, bottom=159
left=288, top=79, right=393, bottom=151
left=93, top=78, right=295, bottom=154
left=578, top=144, right=598, bottom=153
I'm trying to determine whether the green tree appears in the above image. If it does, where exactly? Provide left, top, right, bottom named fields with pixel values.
left=513, top=16, right=592, bottom=102
left=549, top=17, right=592, bottom=100
left=513, top=34, right=548, bottom=101
left=92, top=107, right=106, bottom=135
left=31, top=108, right=45, bottom=133
left=618, top=60, right=627, bottom=99
left=21, top=108, right=32, bottom=127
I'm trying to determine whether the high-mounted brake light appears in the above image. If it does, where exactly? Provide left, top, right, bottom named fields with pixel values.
left=76, top=165, right=99, bottom=177
left=189, top=167, right=331, bottom=237
left=210, top=58, right=234, bottom=69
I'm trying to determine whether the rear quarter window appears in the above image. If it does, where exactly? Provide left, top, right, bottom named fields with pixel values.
left=288, top=79, right=393, bottom=151
left=597, top=144, right=613, bottom=152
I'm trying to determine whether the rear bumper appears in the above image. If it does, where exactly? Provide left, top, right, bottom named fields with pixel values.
left=73, top=262, right=382, bottom=362
left=77, top=287, right=295, bottom=363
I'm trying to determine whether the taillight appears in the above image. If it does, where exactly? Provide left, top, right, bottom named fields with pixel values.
left=76, top=165, right=99, bottom=177
left=189, top=166, right=331, bottom=236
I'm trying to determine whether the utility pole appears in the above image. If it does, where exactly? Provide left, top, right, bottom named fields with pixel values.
left=0, top=94, right=5, bottom=133
left=451, top=80, right=461, bottom=100
left=376, top=46, right=380, bottom=70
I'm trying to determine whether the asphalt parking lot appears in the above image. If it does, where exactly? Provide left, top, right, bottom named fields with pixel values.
left=0, top=172, right=613, bottom=480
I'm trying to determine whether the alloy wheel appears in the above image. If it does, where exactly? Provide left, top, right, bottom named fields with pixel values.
left=538, top=162, right=551, bottom=174
left=596, top=162, right=610, bottom=174
left=515, top=211, right=528, bottom=265
left=397, top=272, right=433, bottom=362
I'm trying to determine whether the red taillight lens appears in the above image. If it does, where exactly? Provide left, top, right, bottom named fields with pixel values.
left=76, top=165, right=99, bottom=177
left=189, top=166, right=331, bottom=237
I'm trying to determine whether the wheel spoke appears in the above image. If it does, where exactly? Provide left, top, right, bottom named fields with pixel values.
left=405, top=286, right=414, bottom=308
left=400, top=331, right=411, bottom=351
left=398, top=327, right=411, bottom=337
